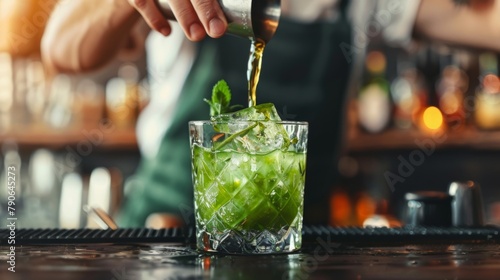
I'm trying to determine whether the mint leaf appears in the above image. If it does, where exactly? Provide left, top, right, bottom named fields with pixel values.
left=204, top=80, right=232, bottom=116
left=213, top=79, right=231, bottom=110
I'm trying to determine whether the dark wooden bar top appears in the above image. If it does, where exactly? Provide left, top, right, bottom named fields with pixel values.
left=1, top=226, right=500, bottom=279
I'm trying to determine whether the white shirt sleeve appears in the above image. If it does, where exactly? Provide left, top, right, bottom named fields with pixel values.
left=349, top=0, right=422, bottom=47
left=136, top=23, right=196, bottom=159
left=283, top=0, right=340, bottom=22
left=378, top=0, right=422, bottom=46
left=345, top=0, right=422, bottom=106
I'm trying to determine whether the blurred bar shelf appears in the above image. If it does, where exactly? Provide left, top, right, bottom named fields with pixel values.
left=0, top=126, right=137, bottom=150
left=347, top=127, right=500, bottom=152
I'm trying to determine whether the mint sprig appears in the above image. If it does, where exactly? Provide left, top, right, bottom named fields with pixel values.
left=204, top=80, right=242, bottom=116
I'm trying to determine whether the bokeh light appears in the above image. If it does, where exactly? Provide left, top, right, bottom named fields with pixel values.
left=423, top=106, right=444, bottom=130
left=365, top=51, right=387, bottom=74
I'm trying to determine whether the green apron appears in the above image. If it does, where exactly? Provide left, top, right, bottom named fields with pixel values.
left=118, top=9, right=352, bottom=227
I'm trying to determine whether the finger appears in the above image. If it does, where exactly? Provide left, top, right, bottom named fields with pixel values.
left=128, top=0, right=172, bottom=36
left=167, top=0, right=206, bottom=41
left=168, top=0, right=227, bottom=40
left=191, top=0, right=227, bottom=38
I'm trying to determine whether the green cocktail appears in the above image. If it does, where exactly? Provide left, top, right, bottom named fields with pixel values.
left=189, top=105, right=308, bottom=254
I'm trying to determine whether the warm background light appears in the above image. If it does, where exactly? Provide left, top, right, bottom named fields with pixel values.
left=423, top=106, right=444, bottom=130
left=365, top=51, right=387, bottom=74
left=330, top=191, right=351, bottom=226
left=355, top=193, right=376, bottom=225
left=483, top=74, right=500, bottom=94
left=0, top=0, right=58, bottom=57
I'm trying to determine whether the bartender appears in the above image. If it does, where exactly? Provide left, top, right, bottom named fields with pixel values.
left=42, top=0, right=500, bottom=227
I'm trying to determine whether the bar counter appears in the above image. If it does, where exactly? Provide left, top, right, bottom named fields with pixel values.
left=1, top=226, right=500, bottom=279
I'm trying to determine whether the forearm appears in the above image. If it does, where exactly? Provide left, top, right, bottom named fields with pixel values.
left=415, top=0, right=500, bottom=51
left=42, top=0, right=141, bottom=73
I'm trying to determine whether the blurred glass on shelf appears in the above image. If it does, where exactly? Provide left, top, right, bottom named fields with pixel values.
left=390, top=53, right=428, bottom=130
left=0, top=1, right=139, bottom=229
left=106, top=63, right=142, bottom=129
left=435, top=53, right=469, bottom=130
left=0, top=53, right=13, bottom=132
left=0, top=0, right=58, bottom=128
left=25, top=59, right=47, bottom=122
left=87, top=168, right=111, bottom=213
left=0, top=54, right=76, bottom=131
left=351, top=45, right=488, bottom=137
left=59, top=172, right=83, bottom=229
left=474, top=52, right=500, bottom=130
left=29, top=149, right=56, bottom=196
left=0, top=0, right=113, bottom=133
left=2, top=141, right=22, bottom=198
left=44, top=74, right=74, bottom=128
left=0, top=62, right=109, bottom=132
left=74, top=79, right=105, bottom=127
left=22, top=148, right=60, bottom=228
left=0, top=146, right=130, bottom=229
left=0, top=144, right=64, bottom=228
left=358, top=50, right=391, bottom=133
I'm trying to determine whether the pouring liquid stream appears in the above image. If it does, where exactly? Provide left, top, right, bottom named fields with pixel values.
left=247, top=39, right=266, bottom=107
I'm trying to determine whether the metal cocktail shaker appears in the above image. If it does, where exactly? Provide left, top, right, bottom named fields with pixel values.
left=156, top=0, right=281, bottom=43
left=449, top=181, right=485, bottom=227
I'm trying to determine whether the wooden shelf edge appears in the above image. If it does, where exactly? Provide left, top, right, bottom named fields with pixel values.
left=0, top=128, right=138, bottom=150
left=347, top=127, right=500, bottom=152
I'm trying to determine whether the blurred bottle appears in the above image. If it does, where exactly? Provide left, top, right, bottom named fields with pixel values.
left=0, top=141, right=23, bottom=225
left=355, top=192, right=377, bottom=226
left=25, top=59, right=47, bottom=123
left=390, top=54, right=428, bottom=130
left=0, top=53, right=13, bottom=131
left=44, top=74, right=74, bottom=128
left=329, top=189, right=352, bottom=226
left=2, top=141, right=22, bottom=198
left=435, top=51, right=469, bottom=130
left=358, top=51, right=391, bottom=134
left=474, top=52, right=500, bottom=130
left=74, top=79, right=105, bottom=127
left=0, top=55, right=49, bottom=130
left=86, top=167, right=112, bottom=228
left=59, top=172, right=83, bottom=228
left=25, top=149, right=59, bottom=228
left=12, top=58, right=30, bottom=126
left=0, top=0, right=58, bottom=130
left=105, top=63, right=141, bottom=129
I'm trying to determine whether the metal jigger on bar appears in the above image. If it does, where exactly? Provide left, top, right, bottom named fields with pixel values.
left=156, top=0, right=281, bottom=43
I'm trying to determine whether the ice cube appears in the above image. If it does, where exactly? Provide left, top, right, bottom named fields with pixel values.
left=213, top=103, right=282, bottom=123
left=211, top=104, right=291, bottom=153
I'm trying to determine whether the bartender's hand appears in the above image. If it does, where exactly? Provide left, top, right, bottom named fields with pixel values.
left=127, top=0, right=227, bottom=41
